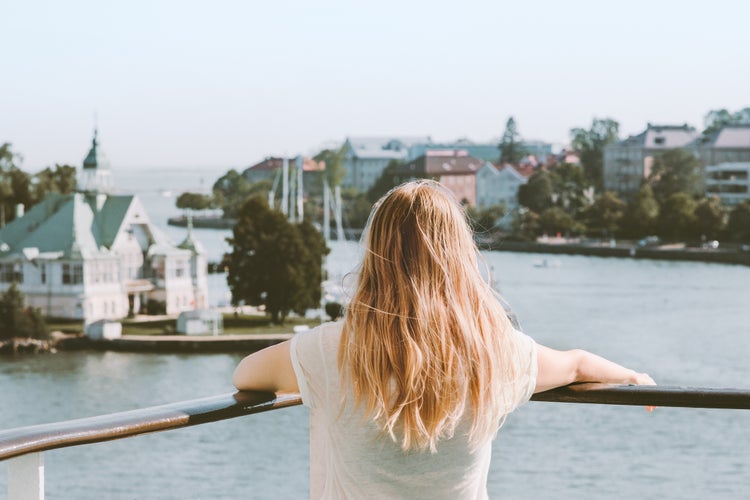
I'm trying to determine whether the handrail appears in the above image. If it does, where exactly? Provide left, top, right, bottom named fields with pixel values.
left=2, top=384, right=749, bottom=462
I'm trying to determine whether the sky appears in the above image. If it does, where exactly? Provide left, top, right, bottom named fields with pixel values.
left=2, top=0, right=749, bottom=171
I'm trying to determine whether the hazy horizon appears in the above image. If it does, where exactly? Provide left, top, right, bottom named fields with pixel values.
left=3, top=0, right=748, bottom=171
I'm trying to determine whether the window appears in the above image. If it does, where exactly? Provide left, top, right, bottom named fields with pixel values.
left=41, top=263, right=46, bottom=284
left=62, top=263, right=84, bottom=285
left=654, top=137, right=665, bottom=145
left=0, top=263, right=22, bottom=283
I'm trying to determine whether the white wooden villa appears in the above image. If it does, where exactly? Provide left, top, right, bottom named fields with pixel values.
left=0, top=131, right=209, bottom=323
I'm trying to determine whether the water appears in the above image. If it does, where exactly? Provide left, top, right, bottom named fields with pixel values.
left=1, top=167, right=749, bottom=498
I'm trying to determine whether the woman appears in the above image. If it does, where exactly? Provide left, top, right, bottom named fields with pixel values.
left=233, top=180, right=654, bottom=499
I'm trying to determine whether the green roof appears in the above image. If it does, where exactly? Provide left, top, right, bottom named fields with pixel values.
left=0, top=193, right=138, bottom=259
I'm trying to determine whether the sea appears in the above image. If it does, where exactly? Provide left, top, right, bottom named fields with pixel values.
left=1, top=166, right=749, bottom=499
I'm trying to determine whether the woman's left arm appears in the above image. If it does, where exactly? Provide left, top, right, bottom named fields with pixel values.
left=232, top=340, right=299, bottom=394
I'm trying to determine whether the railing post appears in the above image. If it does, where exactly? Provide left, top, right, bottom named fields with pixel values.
left=8, top=452, right=44, bottom=500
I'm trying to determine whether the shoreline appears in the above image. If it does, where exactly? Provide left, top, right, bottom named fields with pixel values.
left=56, top=333, right=293, bottom=353
left=484, top=240, right=750, bottom=267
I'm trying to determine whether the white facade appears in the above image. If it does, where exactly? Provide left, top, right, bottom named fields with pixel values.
left=0, top=132, right=209, bottom=324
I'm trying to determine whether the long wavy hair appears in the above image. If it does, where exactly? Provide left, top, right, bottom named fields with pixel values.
left=339, top=180, right=521, bottom=453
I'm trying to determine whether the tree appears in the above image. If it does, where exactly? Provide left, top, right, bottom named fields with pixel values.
left=583, top=192, right=626, bottom=237
left=511, top=209, right=541, bottom=241
left=465, top=204, right=506, bottom=233
left=343, top=191, right=375, bottom=229
left=647, top=149, right=702, bottom=204
left=570, top=118, right=620, bottom=192
left=176, top=192, right=213, bottom=211
left=727, top=200, right=750, bottom=242
left=517, top=170, right=554, bottom=213
left=212, top=169, right=254, bottom=218
left=703, top=107, right=750, bottom=134
left=549, top=163, right=592, bottom=216
left=693, top=197, right=725, bottom=240
left=538, top=207, right=582, bottom=236
left=0, top=283, right=49, bottom=340
left=657, top=193, right=697, bottom=241
left=619, top=185, right=660, bottom=238
left=226, top=196, right=328, bottom=324
left=367, top=160, right=407, bottom=203
left=31, top=164, right=77, bottom=203
left=314, top=147, right=347, bottom=189
left=0, top=143, right=31, bottom=226
left=498, top=116, right=524, bottom=164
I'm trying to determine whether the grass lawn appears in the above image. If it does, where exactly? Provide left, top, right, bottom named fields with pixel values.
left=45, top=318, right=86, bottom=334
left=120, top=314, right=323, bottom=336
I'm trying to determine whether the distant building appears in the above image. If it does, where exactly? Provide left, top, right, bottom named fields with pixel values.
left=520, top=140, right=554, bottom=163
left=475, top=162, right=531, bottom=212
left=704, top=162, right=750, bottom=206
left=0, top=131, right=209, bottom=323
left=242, top=156, right=324, bottom=186
left=408, top=139, right=499, bottom=163
left=394, top=150, right=483, bottom=205
left=603, top=124, right=699, bottom=196
left=341, top=136, right=432, bottom=192
left=691, top=123, right=750, bottom=165
left=408, top=139, right=554, bottom=165
left=689, top=125, right=750, bottom=205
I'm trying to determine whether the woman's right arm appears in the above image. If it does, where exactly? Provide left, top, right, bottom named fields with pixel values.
left=534, top=344, right=655, bottom=393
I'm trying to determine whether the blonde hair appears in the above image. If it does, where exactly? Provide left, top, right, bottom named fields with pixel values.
left=339, top=180, right=520, bottom=453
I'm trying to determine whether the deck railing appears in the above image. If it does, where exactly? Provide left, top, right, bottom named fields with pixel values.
left=2, top=384, right=749, bottom=499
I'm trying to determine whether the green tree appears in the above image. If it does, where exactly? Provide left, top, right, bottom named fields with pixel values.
left=0, top=283, right=49, bottom=340
left=648, top=149, right=702, bottom=204
left=727, top=200, right=750, bottom=242
left=703, top=107, right=750, bottom=134
left=0, top=143, right=32, bottom=226
left=226, top=196, right=328, bottom=324
left=657, top=193, right=697, bottom=241
left=212, top=169, right=254, bottom=218
left=511, top=209, right=540, bottom=241
left=570, top=118, right=620, bottom=192
left=620, top=185, right=660, bottom=238
left=693, top=197, right=725, bottom=240
left=498, top=116, right=524, bottom=164
left=539, top=207, right=582, bottom=236
left=518, top=170, right=554, bottom=213
left=314, top=147, right=347, bottom=189
left=343, top=191, right=374, bottom=229
left=176, top=192, right=213, bottom=211
left=583, top=191, right=626, bottom=237
left=465, top=204, right=506, bottom=233
left=31, top=164, right=77, bottom=203
left=367, top=160, right=407, bottom=203
left=550, top=163, right=592, bottom=216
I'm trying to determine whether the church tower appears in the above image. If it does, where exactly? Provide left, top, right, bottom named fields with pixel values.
left=78, top=129, right=114, bottom=194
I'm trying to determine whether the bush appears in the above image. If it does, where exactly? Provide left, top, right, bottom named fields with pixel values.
left=325, top=302, right=343, bottom=321
left=146, top=300, right=167, bottom=315
left=0, top=283, right=49, bottom=340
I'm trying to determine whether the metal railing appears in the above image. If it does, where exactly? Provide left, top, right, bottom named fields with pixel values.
left=2, top=384, right=749, bottom=499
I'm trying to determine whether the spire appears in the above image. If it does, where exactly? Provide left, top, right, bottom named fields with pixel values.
left=79, top=128, right=114, bottom=194
left=178, top=211, right=206, bottom=255
left=83, top=128, right=109, bottom=171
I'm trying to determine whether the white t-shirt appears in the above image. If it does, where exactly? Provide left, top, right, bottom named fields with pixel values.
left=290, top=320, right=537, bottom=500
